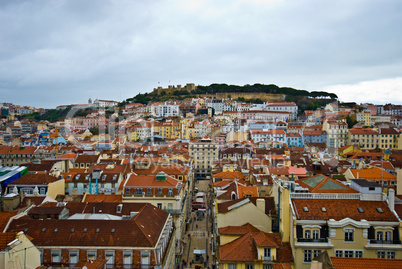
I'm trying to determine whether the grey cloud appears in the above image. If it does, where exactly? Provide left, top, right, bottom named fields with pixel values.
left=1, top=0, right=402, bottom=107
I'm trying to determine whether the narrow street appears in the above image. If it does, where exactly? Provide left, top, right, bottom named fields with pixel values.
left=180, top=179, right=214, bottom=269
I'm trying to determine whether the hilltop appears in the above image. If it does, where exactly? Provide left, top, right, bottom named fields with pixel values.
left=121, top=83, right=338, bottom=114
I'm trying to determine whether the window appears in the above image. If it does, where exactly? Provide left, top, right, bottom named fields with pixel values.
left=87, top=250, right=97, bottom=260
left=377, top=251, right=385, bottom=258
left=263, top=265, right=272, bottom=269
left=377, top=231, right=383, bottom=241
left=263, top=248, right=271, bottom=261
left=51, top=250, right=61, bottom=263
left=385, top=231, right=392, bottom=242
left=105, top=251, right=115, bottom=266
left=312, top=230, right=319, bottom=240
left=69, top=251, right=79, bottom=265
left=387, top=252, right=395, bottom=259
left=125, top=188, right=130, bottom=195
left=355, top=251, right=363, bottom=258
left=304, top=250, right=312, bottom=262
left=228, top=265, right=237, bottom=269
left=313, top=250, right=321, bottom=258
left=158, top=188, right=163, bottom=195
left=141, top=252, right=150, bottom=266
left=344, top=229, right=354, bottom=242
left=168, top=188, right=173, bottom=196
left=147, top=188, right=152, bottom=195
left=157, top=203, right=162, bottom=209
left=245, top=265, right=254, bottom=269
left=335, top=250, right=343, bottom=257
left=345, top=251, right=353, bottom=257
left=21, top=188, right=33, bottom=195
left=304, top=230, right=311, bottom=239
left=123, top=251, right=133, bottom=266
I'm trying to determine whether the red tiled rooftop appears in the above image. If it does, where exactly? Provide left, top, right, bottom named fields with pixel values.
left=330, top=257, right=402, bottom=269
left=292, top=199, right=397, bottom=221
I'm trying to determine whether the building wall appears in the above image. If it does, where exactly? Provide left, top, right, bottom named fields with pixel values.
left=47, top=179, right=65, bottom=199
left=217, top=203, right=272, bottom=233
left=0, top=232, right=41, bottom=269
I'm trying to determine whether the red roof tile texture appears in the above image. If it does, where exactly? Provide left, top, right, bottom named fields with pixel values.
left=330, top=257, right=402, bottom=269
left=292, top=199, right=397, bottom=221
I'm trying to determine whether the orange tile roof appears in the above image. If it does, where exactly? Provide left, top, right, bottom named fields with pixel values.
left=125, top=174, right=180, bottom=188
left=0, top=146, right=36, bottom=155
left=218, top=223, right=260, bottom=235
left=7, top=204, right=167, bottom=248
left=348, top=167, right=396, bottom=181
left=291, top=199, right=397, bottom=221
left=83, top=194, right=123, bottom=203
left=0, top=212, right=18, bottom=232
left=297, top=174, right=359, bottom=193
left=0, top=232, right=17, bottom=251
left=212, top=171, right=245, bottom=180
left=219, top=231, right=292, bottom=263
left=330, top=257, right=402, bottom=269
left=9, top=173, right=59, bottom=185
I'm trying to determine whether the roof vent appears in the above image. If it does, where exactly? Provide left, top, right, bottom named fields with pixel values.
left=71, top=228, right=75, bottom=232
left=321, top=207, right=327, bottom=212
left=358, top=208, right=364, bottom=213
left=303, top=207, right=309, bottom=212
left=96, top=228, right=100, bottom=232
left=111, top=229, right=115, bottom=233
left=83, top=228, right=87, bottom=233
left=54, top=228, right=58, bottom=232
left=42, top=228, right=46, bottom=232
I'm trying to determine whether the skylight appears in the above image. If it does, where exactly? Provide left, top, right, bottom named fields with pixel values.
left=358, top=208, right=364, bottom=213
left=54, top=228, right=58, bottom=232
left=321, top=207, right=327, bottom=212
left=377, top=208, right=383, bottom=213
left=303, top=207, right=309, bottom=212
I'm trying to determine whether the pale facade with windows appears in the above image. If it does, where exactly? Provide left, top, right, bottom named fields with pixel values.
left=291, top=198, right=401, bottom=269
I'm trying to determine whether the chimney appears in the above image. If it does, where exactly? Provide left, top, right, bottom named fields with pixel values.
left=388, top=188, right=395, bottom=212
left=310, top=261, right=322, bottom=269
left=256, top=198, right=265, bottom=213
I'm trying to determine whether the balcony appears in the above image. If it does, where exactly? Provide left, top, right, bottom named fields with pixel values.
left=295, top=237, right=333, bottom=249
left=369, top=239, right=401, bottom=244
left=366, top=239, right=402, bottom=250
left=297, top=238, right=328, bottom=243
left=163, top=208, right=182, bottom=215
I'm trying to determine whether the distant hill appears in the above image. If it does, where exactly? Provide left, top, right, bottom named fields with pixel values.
left=121, top=83, right=338, bottom=114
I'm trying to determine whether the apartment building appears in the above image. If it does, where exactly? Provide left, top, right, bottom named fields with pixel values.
left=189, top=136, right=219, bottom=180
left=322, top=119, right=348, bottom=148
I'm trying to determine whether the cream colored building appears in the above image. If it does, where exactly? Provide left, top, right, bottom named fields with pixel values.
left=189, top=136, right=218, bottom=180
left=322, top=119, right=348, bottom=149
left=290, top=195, right=401, bottom=269
left=0, top=232, right=41, bottom=269
left=215, top=198, right=275, bottom=233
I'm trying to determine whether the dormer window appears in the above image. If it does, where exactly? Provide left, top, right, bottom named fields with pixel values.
left=168, top=188, right=173, bottom=196
left=102, top=174, right=107, bottom=181
left=263, top=248, right=271, bottom=261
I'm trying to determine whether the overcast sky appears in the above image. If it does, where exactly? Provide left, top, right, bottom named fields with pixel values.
left=1, top=0, right=402, bottom=108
